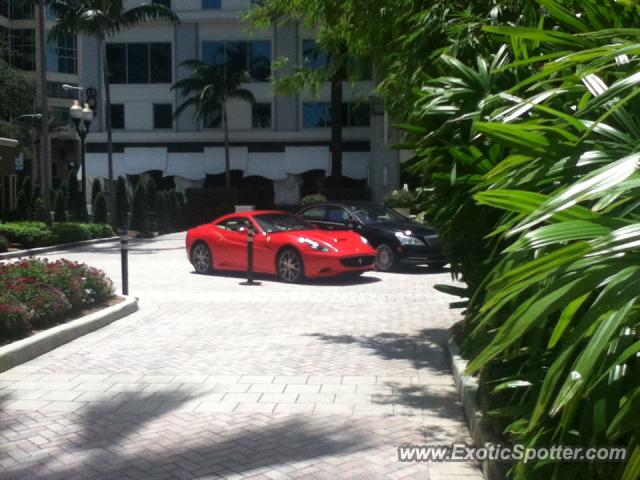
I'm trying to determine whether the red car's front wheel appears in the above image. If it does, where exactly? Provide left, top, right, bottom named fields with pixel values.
left=191, top=242, right=213, bottom=274
left=277, top=249, right=305, bottom=283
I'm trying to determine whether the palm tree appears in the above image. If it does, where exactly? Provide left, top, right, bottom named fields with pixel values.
left=171, top=52, right=256, bottom=188
left=47, top=0, right=178, bottom=226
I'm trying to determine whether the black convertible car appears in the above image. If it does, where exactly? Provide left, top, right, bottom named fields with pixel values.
left=298, top=202, right=446, bottom=271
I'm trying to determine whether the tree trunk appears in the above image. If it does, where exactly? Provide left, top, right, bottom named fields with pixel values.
left=101, top=38, right=116, bottom=228
left=222, top=101, right=231, bottom=189
left=330, top=69, right=344, bottom=178
left=36, top=1, right=52, bottom=222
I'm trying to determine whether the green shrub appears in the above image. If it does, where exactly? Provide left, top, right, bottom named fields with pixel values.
left=383, top=189, right=418, bottom=209
left=16, top=177, right=32, bottom=220
left=0, top=234, right=8, bottom=252
left=130, top=181, right=149, bottom=233
left=0, top=293, right=32, bottom=340
left=0, top=258, right=114, bottom=341
left=115, top=176, right=129, bottom=231
left=185, top=187, right=237, bottom=227
left=53, top=189, right=67, bottom=223
left=93, top=191, right=108, bottom=224
left=154, top=190, right=169, bottom=233
left=86, top=223, right=113, bottom=239
left=301, top=194, right=327, bottom=206
left=91, top=178, right=102, bottom=207
left=0, top=222, right=51, bottom=248
left=32, top=196, right=47, bottom=222
left=51, top=223, right=92, bottom=244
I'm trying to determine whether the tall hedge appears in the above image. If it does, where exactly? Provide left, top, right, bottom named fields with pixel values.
left=93, top=192, right=108, bottom=225
left=129, top=181, right=149, bottom=233
left=53, top=189, right=67, bottom=223
left=114, top=176, right=129, bottom=231
left=91, top=178, right=102, bottom=207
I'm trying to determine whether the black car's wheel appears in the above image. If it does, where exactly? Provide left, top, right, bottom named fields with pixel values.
left=375, top=244, right=397, bottom=272
left=191, top=242, right=213, bottom=274
left=277, top=248, right=305, bottom=283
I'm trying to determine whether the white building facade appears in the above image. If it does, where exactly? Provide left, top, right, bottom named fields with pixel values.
left=82, top=0, right=400, bottom=205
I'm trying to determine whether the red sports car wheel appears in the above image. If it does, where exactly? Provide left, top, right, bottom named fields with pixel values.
left=277, top=249, right=305, bottom=283
left=191, top=242, right=213, bottom=274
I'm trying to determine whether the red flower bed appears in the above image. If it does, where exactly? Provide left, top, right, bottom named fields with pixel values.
left=0, top=258, right=114, bottom=342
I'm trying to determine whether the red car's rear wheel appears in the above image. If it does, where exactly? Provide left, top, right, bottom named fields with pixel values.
left=191, top=242, right=213, bottom=274
left=277, top=249, right=305, bottom=283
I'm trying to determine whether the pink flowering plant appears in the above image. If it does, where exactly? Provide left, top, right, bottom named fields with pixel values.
left=0, top=258, right=114, bottom=342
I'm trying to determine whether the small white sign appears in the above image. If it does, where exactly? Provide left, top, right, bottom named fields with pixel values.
left=15, top=153, right=24, bottom=172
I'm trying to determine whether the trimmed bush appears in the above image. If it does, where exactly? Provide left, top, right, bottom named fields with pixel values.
left=93, top=191, right=108, bottom=224
left=185, top=187, right=237, bottom=227
left=86, top=223, right=113, bottom=239
left=0, top=222, right=51, bottom=248
left=53, top=189, right=67, bottom=223
left=0, top=293, right=32, bottom=340
left=50, top=223, right=92, bottom=244
left=301, top=194, right=327, bottom=206
left=91, top=178, right=102, bottom=207
left=32, top=196, right=47, bottom=222
left=115, top=176, right=129, bottom=231
left=129, top=181, right=149, bottom=233
left=383, top=189, right=418, bottom=210
left=154, top=190, right=169, bottom=233
left=0, top=234, right=8, bottom=252
left=0, top=258, right=114, bottom=341
left=16, top=177, right=32, bottom=220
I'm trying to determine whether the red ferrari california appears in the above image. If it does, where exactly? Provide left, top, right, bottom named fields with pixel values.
left=186, top=210, right=377, bottom=282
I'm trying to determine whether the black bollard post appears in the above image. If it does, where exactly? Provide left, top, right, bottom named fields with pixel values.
left=240, top=228, right=261, bottom=286
left=121, top=234, right=129, bottom=295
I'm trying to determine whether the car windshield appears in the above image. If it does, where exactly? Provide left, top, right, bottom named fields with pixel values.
left=254, top=213, right=315, bottom=233
left=350, top=205, right=407, bottom=224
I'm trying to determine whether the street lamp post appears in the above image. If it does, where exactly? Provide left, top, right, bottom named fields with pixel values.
left=69, top=99, right=93, bottom=203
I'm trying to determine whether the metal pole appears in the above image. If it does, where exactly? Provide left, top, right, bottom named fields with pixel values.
left=80, top=133, right=87, bottom=199
left=120, top=234, right=129, bottom=295
left=240, top=229, right=261, bottom=286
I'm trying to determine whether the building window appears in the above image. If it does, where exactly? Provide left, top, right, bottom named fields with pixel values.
left=303, top=103, right=332, bottom=128
left=111, top=104, right=125, bottom=129
left=150, top=43, right=172, bottom=83
left=50, top=107, right=70, bottom=126
left=153, top=104, right=173, bottom=129
left=152, top=0, right=170, bottom=7
left=47, top=33, right=77, bottom=74
left=344, top=102, right=370, bottom=127
left=107, top=42, right=172, bottom=84
left=303, top=102, right=370, bottom=128
left=127, top=43, right=149, bottom=83
left=202, top=0, right=221, bottom=8
left=201, top=40, right=271, bottom=82
left=10, top=29, right=35, bottom=71
left=302, top=40, right=328, bottom=70
left=10, top=1, right=33, bottom=19
left=252, top=103, right=271, bottom=129
left=0, top=0, right=8, bottom=18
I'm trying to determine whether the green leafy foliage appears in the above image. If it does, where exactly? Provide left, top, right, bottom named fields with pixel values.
left=129, top=180, right=149, bottom=233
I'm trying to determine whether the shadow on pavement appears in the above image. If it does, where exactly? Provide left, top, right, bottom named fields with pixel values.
left=0, top=390, right=372, bottom=479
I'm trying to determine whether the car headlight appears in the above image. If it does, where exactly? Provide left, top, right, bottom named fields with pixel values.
left=394, top=231, right=425, bottom=246
left=298, top=237, right=335, bottom=252
left=360, top=235, right=369, bottom=245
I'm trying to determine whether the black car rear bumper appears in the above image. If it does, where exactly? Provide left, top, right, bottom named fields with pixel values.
left=396, top=245, right=446, bottom=265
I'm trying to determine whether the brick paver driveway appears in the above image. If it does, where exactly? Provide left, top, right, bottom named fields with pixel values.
left=0, top=233, right=482, bottom=479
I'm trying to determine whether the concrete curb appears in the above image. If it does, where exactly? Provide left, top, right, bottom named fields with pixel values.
left=446, top=334, right=511, bottom=480
left=0, top=296, right=138, bottom=373
left=0, top=236, right=120, bottom=261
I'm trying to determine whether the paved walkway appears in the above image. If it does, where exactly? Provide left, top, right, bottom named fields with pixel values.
left=0, top=233, right=481, bottom=479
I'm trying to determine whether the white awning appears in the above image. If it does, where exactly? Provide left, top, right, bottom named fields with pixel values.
left=284, top=146, right=330, bottom=175
left=245, top=152, right=287, bottom=180
left=343, top=152, right=370, bottom=180
left=123, top=147, right=168, bottom=175
left=86, top=153, right=126, bottom=178
left=0, top=137, right=18, bottom=148
left=204, top=147, right=248, bottom=174
left=165, top=153, right=206, bottom=180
